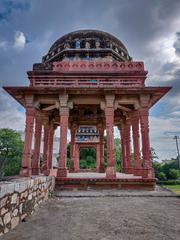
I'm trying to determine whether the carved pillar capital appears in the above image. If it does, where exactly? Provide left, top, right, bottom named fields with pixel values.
left=105, top=94, right=115, bottom=107
left=25, top=94, right=34, bottom=109
left=140, top=94, right=150, bottom=108
left=59, top=94, right=68, bottom=107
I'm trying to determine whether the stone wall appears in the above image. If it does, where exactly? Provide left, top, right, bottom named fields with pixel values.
left=0, top=176, right=55, bottom=236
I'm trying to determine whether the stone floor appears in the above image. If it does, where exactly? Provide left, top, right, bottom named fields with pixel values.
left=55, top=185, right=177, bottom=197
left=67, top=172, right=142, bottom=179
left=3, top=188, right=180, bottom=240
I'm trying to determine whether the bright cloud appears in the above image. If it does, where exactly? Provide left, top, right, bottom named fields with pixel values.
left=13, top=31, right=26, bottom=50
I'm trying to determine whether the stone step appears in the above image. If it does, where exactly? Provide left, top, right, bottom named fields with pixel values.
left=55, top=177, right=155, bottom=191
left=55, top=186, right=177, bottom=198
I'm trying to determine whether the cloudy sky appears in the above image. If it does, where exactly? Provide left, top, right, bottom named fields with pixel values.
left=0, top=0, right=180, bottom=160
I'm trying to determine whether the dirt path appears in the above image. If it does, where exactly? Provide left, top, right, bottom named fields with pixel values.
left=2, top=194, right=180, bottom=240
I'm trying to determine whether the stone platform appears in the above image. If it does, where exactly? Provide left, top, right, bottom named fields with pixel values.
left=3, top=189, right=180, bottom=240
left=56, top=172, right=155, bottom=190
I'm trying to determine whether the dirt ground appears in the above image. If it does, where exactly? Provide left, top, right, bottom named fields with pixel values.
left=2, top=194, right=180, bottom=240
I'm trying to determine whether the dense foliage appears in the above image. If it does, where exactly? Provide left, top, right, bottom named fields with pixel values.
left=153, top=156, right=180, bottom=180
left=67, top=137, right=121, bottom=171
left=0, top=128, right=23, bottom=176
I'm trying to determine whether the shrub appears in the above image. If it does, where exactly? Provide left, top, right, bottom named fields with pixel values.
left=157, top=180, right=180, bottom=185
left=157, top=172, right=167, bottom=181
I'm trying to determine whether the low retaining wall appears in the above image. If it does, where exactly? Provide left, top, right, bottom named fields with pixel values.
left=0, top=176, right=55, bottom=236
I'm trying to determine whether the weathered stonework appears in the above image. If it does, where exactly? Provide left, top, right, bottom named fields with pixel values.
left=0, top=176, right=55, bottom=236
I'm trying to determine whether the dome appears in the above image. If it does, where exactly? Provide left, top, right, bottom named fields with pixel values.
left=42, top=30, right=132, bottom=63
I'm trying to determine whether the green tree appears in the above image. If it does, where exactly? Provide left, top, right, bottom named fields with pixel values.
left=157, top=172, right=167, bottom=181
left=0, top=128, right=23, bottom=176
left=79, top=148, right=96, bottom=169
left=169, top=169, right=179, bottom=179
left=153, top=161, right=162, bottom=178
left=114, top=138, right=121, bottom=171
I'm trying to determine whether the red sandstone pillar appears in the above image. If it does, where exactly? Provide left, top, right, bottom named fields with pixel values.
left=131, top=111, right=142, bottom=173
left=124, top=118, right=132, bottom=173
left=42, top=118, right=49, bottom=175
left=57, top=107, right=69, bottom=177
left=96, top=144, right=101, bottom=172
left=105, top=107, right=116, bottom=178
left=118, top=124, right=126, bottom=172
left=20, top=108, right=34, bottom=177
left=47, top=124, right=55, bottom=170
left=32, top=115, right=42, bottom=175
left=140, top=108, right=152, bottom=178
left=98, top=125, right=105, bottom=173
left=69, top=124, right=76, bottom=172
left=74, top=144, right=79, bottom=172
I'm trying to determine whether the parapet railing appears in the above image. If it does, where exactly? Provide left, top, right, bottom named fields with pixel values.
left=31, top=78, right=144, bottom=88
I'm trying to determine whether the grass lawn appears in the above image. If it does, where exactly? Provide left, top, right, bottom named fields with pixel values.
left=163, top=185, right=180, bottom=195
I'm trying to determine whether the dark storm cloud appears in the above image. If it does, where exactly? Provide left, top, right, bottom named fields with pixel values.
left=0, top=0, right=180, bottom=159
left=0, top=1, right=179, bottom=105
left=164, top=69, right=180, bottom=97
left=0, top=0, right=29, bottom=22
left=112, top=0, right=180, bottom=58
left=0, top=0, right=179, bottom=93
left=0, top=0, right=179, bottom=102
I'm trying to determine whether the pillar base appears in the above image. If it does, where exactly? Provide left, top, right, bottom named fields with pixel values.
left=99, top=165, right=105, bottom=173
left=57, top=167, right=67, bottom=178
left=69, top=160, right=74, bottom=173
left=124, top=167, right=134, bottom=174
left=47, top=168, right=57, bottom=177
left=42, top=169, right=49, bottom=176
left=32, top=168, right=39, bottom=175
left=134, top=168, right=143, bottom=176
left=20, top=167, right=32, bottom=177
left=142, top=168, right=153, bottom=179
left=106, top=166, right=116, bottom=179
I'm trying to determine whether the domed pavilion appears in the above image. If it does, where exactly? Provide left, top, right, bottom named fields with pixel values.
left=4, top=30, right=171, bottom=190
